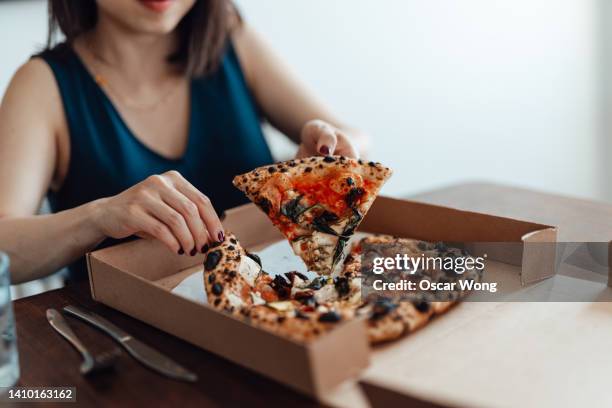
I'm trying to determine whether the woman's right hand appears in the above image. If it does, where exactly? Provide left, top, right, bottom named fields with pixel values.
left=90, top=171, right=224, bottom=255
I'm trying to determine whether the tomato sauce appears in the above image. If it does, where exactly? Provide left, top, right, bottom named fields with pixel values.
left=271, top=173, right=375, bottom=240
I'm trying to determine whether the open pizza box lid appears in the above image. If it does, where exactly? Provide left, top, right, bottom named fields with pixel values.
left=87, top=195, right=558, bottom=403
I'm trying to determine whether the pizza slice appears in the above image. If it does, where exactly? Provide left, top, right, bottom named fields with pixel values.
left=344, top=235, right=484, bottom=343
left=233, top=156, right=392, bottom=274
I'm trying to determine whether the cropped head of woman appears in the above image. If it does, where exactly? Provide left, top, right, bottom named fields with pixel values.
left=48, top=0, right=231, bottom=77
left=0, top=0, right=367, bottom=284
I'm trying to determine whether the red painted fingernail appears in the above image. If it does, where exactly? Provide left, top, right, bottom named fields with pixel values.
left=190, top=248, right=197, bottom=256
left=178, top=248, right=184, bottom=255
left=319, top=145, right=330, bottom=155
left=218, top=231, right=225, bottom=243
left=201, top=244, right=209, bottom=253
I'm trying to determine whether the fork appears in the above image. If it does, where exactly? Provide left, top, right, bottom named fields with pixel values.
left=46, top=308, right=120, bottom=375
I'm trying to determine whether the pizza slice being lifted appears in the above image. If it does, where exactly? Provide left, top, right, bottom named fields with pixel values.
left=233, top=156, right=392, bottom=274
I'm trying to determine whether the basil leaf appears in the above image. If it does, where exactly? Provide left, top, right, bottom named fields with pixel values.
left=280, top=196, right=306, bottom=222
left=312, top=211, right=340, bottom=236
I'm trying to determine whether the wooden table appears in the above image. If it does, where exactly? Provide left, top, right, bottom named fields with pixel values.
left=12, top=182, right=612, bottom=407
left=13, top=279, right=318, bottom=407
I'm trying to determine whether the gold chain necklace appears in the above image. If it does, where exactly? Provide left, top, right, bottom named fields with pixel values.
left=85, top=39, right=184, bottom=111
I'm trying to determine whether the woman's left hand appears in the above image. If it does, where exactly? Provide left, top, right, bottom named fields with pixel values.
left=296, top=119, right=359, bottom=159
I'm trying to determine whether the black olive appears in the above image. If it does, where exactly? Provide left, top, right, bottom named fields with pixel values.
left=227, top=245, right=235, bottom=251
left=294, top=290, right=315, bottom=306
left=214, top=298, right=221, bottom=306
left=230, top=238, right=237, bottom=244
left=271, top=275, right=291, bottom=299
left=288, top=161, right=297, bottom=167
left=323, top=156, right=335, bottom=163
left=285, top=271, right=307, bottom=284
left=208, top=273, right=216, bottom=284
left=345, top=187, right=365, bottom=208
left=434, top=242, right=447, bottom=252
left=370, top=298, right=398, bottom=321
left=204, top=250, right=222, bottom=271
left=307, top=276, right=326, bottom=290
left=273, top=274, right=290, bottom=287
left=277, top=316, right=286, bottom=323
left=346, top=177, right=354, bottom=186
left=246, top=252, right=262, bottom=267
left=318, top=311, right=342, bottom=323
left=268, top=166, right=276, bottom=173
left=257, top=198, right=272, bottom=214
left=304, top=297, right=317, bottom=308
left=334, top=277, right=350, bottom=297
left=295, top=310, right=310, bottom=320
left=413, top=301, right=430, bottom=313
left=304, top=167, right=313, bottom=173
left=212, top=283, right=223, bottom=295
left=368, top=161, right=376, bottom=167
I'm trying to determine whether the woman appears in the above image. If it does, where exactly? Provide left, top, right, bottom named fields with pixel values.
left=0, top=0, right=367, bottom=284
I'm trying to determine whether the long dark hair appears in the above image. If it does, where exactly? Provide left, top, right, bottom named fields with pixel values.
left=46, top=0, right=238, bottom=77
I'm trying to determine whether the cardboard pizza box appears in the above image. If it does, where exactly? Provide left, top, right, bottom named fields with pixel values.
left=87, top=195, right=558, bottom=402
left=86, top=238, right=369, bottom=399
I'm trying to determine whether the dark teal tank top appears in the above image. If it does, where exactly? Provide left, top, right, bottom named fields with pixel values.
left=39, top=43, right=274, bottom=280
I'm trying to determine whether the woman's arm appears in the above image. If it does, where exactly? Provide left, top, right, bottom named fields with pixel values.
left=231, top=24, right=370, bottom=158
left=0, top=60, right=103, bottom=283
left=0, top=61, right=224, bottom=284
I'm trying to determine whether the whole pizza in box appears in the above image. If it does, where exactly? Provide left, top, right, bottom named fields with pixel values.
left=201, top=156, right=484, bottom=344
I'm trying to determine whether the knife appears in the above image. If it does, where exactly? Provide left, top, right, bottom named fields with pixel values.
left=63, top=305, right=197, bottom=382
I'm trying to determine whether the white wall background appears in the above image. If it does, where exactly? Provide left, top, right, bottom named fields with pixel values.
left=0, top=1, right=48, bottom=92
left=598, top=0, right=612, bottom=202
left=236, top=0, right=605, bottom=200
left=0, top=0, right=607, bottom=201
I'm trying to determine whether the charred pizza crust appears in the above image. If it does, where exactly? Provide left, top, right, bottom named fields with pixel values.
left=203, top=233, right=483, bottom=345
left=240, top=301, right=356, bottom=343
left=203, top=233, right=277, bottom=314
left=203, top=232, right=362, bottom=342
left=345, top=235, right=483, bottom=343
left=232, top=156, right=392, bottom=275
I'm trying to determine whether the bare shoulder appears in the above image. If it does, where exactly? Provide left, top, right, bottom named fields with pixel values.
left=6, top=58, right=57, bottom=96
left=4, top=58, right=59, bottom=108
left=0, top=57, right=67, bottom=189
left=1, top=57, right=63, bottom=126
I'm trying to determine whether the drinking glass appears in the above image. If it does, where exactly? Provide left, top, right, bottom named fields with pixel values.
left=0, top=252, right=19, bottom=388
